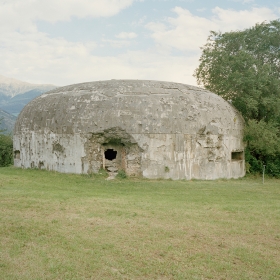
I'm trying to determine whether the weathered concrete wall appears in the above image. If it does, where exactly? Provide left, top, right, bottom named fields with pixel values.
left=13, top=80, right=245, bottom=180
left=13, top=130, right=244, bottom=179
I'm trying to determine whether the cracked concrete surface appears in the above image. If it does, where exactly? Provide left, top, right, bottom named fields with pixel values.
left=13, top=80, right=245, bottom=179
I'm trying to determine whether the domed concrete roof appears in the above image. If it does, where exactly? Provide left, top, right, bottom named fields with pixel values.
left=14, top=80, right=243, bottom=136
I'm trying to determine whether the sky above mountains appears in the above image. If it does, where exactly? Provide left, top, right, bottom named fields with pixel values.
left=1, top=0, right=279, bottom=86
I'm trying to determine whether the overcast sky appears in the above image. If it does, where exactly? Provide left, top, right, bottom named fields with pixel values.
left=0, top=0, right=279, bottom=86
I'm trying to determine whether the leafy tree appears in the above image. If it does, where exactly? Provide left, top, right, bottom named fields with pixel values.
left=244, top=120, right=279, bottom=156
left=194, top=20, right=280, bottom=176
left=0, top=118, right=13, bottom=167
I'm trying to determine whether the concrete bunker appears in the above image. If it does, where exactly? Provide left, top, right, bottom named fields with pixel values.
left=13, top=79, right=245, bottom=180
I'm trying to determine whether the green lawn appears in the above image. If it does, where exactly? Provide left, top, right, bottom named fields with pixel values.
left=0, top=167, right=279, bottom=280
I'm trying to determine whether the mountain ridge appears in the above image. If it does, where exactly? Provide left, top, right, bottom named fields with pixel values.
left=0, top=75, right=58, bottom=133
left=0, top=109, right=17, bottom=134
left=0, top=74, right=56, bottom=97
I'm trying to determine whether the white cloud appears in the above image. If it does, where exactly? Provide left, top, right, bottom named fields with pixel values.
left=197, top=8, right=206, bottom=12
left=1, top=2, right=279, bottom=88
left=211, top=7, right=277, bottom=31
left=0, top=31, right=95, bottom=83
left=115, top=32, right=138, bottom=39
left=229, top=0, right=255, bottom=3
left=146, top=6, right=280, bottom=53
left=0, top=0, right=134, bottom=32
left=102, top=38, right=131, bottom=48
left=0, top=29, right=197, bottom=86
left=132, top=15, right=147, bottom=26
left=146, top=7, right=216, bottom=52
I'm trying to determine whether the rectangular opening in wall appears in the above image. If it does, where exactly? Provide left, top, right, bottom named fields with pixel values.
left=231, top=151, right=243, bottom=161
left=14, top=150, right=20, bottom=159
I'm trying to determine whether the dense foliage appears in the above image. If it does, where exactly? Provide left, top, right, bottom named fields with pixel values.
left=0, top=119, right=13, bottom=167
left=194, top=20, right=280, bottom=176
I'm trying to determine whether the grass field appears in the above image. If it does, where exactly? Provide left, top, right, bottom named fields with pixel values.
left=0, top=167, right=280, bottom=280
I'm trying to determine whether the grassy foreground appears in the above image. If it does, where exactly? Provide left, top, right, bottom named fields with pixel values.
left=0, top=167, right=279, bottom=280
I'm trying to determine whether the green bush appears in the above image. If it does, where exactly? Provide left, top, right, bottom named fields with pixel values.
left=245, top=148, right=280, bottom=178
left=265, top=156, right=280, bottom=178
left=0, top=134, right=13, bottom=167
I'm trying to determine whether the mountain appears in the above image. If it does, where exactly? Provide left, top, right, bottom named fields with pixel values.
left=0, top=75, right=57, bottom=116
left=0, top=88, right=53, bottom=115
left=0, top=109, right=17, bottom=134
left=0, top=75, right=55, bottom=97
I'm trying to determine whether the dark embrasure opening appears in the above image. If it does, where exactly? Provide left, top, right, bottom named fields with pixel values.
left=231, top=151, right=243, bottom=161
left=104, top=149, right=117, bottom=161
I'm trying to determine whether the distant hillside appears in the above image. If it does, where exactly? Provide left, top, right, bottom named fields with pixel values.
left=0, top=88, right=52, bottom=116
left=0, top=109, right=17, bottom=134
left=0, top=75, right=55, bottom=97
left=0, top=75, right=57, bottom=116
